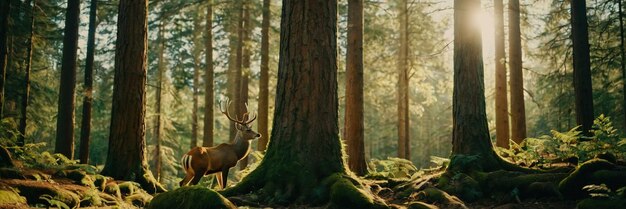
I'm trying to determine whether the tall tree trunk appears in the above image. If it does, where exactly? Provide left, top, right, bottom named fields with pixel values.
left=232, top=0, right=245, bottom=142
left=191, top=9, right=202, bottom=149
left=397, top=0, right=410, bottom=160
left=203, top=0, right=214, bottom=147
left=452, top=0, right=502, bottom=170
left=101, top=0, right=164, bottom=193
left=618, top=0, right=626, bottom=132
left=19, top=0, right=36, bottom=146
left=257, top=0, right=270, bottom=151
left=239, top=3, right=251, bottom=170
left=508, top=0, right=526, bottom=143
left=0, top=0, right=10, bottom=118
left=153, top=21, right=166, bottom=183
left=345, top=0, right=367, bottom=175
left=494, top=0, right=510, bottom=148
left=55, top=0, right=80, bottom=159
left=79, top=0, right=98, bottom=164
left=571, top=0, right=594, bottom=136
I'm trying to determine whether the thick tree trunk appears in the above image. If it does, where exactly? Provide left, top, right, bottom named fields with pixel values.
left=508, top=0, right=526, bottom=143
left=571, top=0, right=594, bottom=136
left=55, top=0, right=80, bottom=159
left=79, top=0, right=98, bottom=164
left=345, top=0, right=367, bottom=175
left=153, top=21, right=166, bottom=183
left=453, top=0, right=502, bottom=170
left=0, top=0, right=10, bottom=118
left=19, top=0, right=36, bottom=146
left=257, top=0, right=270, bottom=151
left=232, top=0, right=245, bottom=142
left=397, top=0, right=410, bottom=160
left=203, top=0, right=214, bottom=147
left=618, top=0, right=626, bottom=132
left=101, top=0, right=164, bottom=193
left=494, top=0, right=510, bottom=148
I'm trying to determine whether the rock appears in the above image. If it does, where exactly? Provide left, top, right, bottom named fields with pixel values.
left=147, top=186, right=237, bottom=209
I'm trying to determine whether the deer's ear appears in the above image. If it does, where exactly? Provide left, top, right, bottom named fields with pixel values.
left=235, top=123, right=243, bottom=130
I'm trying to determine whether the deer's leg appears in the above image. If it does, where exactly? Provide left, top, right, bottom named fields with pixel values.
left=215, top=172, right=223, bottom=189
left=190, top=172, right=204, bottom=185
left=179, top=171, right=194, bottom=187
left=221, top=168, right=229, bottom=189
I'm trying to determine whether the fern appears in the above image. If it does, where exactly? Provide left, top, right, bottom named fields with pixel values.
left=39, top=194, right=71, bottom=209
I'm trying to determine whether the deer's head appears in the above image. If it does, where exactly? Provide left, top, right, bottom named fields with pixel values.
left=220, top=98, right=261, bottom=140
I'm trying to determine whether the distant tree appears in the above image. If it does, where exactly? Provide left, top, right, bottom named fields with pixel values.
left=101, top=0, right=164, bottom=193
left=494, top=0, right=509, bottom=148
left=257, top=0, right=271, bottom=151
left=345, top=0, right=367, bottom=175
left=153, top=20, right=166, bottom=183
left=0, top=0, right=9, bottom=118
left=570, top=0, right=594, bottom=135
left=19, top=0, right=36, bottom=146
left=79, top=0, right=98, bottom=164
left=203, top=0, right=214, bottom=147
left=55, top=0, right=80, bottom=159
left=239, top=3, right=251, bottom=169
left=618, top=0, right=626, bottom=131
left=191, top=7, right=202, bottom=149
left=508, top=0, right=526, bottom=143
left=397, top=0, right=410, bottom=160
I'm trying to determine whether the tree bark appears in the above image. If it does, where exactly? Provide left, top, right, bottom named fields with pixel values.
left=79, top=0, right=98, bottom=164
left=494, top=0, right=510, bottom=148
left=55, top=0, right=80, bottom=159
left=0, top=0, right=10, bottom=118
left=191, top=8, right=202, bottom=149
left=203, top=0, right=214, bottom=147
left=571, top=0, right=594, bottom=136
left=153, top=20, right=166, bottom=183
left=101, top=0, right=164, bottom=193
left=19, top=0, right=36, bottom=146
left=618, top=0, right=626, bottom=132
left=508, top=0, right=526, bottom=143
left=239, top=3, right=251, bottom=170
left=397, top=0, right=410, bottom=160
left=345, top=0, right=367, bottom=175
left=257, top=0, right=271, bottom=151
left=453, top=0, right=502, bottom=170
left=232, top=0, right=245, bottom=142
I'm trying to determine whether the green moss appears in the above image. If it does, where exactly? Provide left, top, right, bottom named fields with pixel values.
left=416, top=188, right=467, bottom=209
left=104, top=182, right=122, bottom=198
left=79, top=188, right=103, bottom=207
left=0, top=168, right=25, bottom=179
left=559, top=159, right=616, bottom=199
left=576, top=198, right=626, bottom=209
left=147, top=186, right=237, bottom=209
left=329, top=177, right=374, bottom=209
left=589, top=170, right=626, bottom=190
left=125, top=190, right=153, bottom=207
left=408, top=201, right=439, bottom=209
left=66, top=170, right=95, bottom=188
left=66, top=164, right=99, bottom=175
left=118, top=181, right=139, bottom=196
left=14, top=183, right=80, bottom=208
left=92, top=174, right=109, bottom=191
left=0, top=189, right=26, bottom=205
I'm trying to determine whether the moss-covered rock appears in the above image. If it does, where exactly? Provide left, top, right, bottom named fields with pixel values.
left=147, top=186, right=237, bottom=209
left=66, top=164, right=99, bottom=175
left=104, top=182, right=122, bottom=199
left=416, top=187, right=468, bottom=209
left=125, top=189, right=153, bottom=207
left=118, top=181, right=140, bottom=196
left=79, top=188, right=103, bottom=207
left=559, top=159, right=618, bottom=199
left=92, top=174, right=109, bottom=191
left=66, top=170, right=95, bottom=188
left=329, top=176, right=387, bottom=209
left=408, top=201, right=439, bottom=209
left=13, top=181, right=80, bottom=208
left=576, top=198, right=626, bottom=209
left=0, top=189, right=27, bottom=206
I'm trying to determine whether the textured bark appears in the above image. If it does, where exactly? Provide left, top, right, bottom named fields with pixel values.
left=101, top=0, right=164, bottom=193
left=494, top=0, right=510, bottom=148
left=223, top=0, right=345, bottom=203
left=153, top=21, right=166, bottom=182
left=203, top=0, right=214, bottom=147
left=452, top=0, right=501, bottom=170
left=233, top=0, right=245, bottom=142
left=618, top=0, right=626, bottom=132
left=508, top=0, right=526, bottom=143
left=239, top=4, right=251, bottom=170
left=55, top=0, right=80, bottom=159
left=345, top=0, right=367, bottom=176
left=238, top=74, right=249, bottom=170
left=0, top=0, right=9, bottom=118
left=571, top=0, right=594, bottom=136
left=257, top=0, right=270, bottom=151
left=19, top=0, right=36, bottom=146
left=397, top=0, right=410, bottom=160
left=191, top=9, right=202, bottom=149
left=79, top=0, right=98, bottom=164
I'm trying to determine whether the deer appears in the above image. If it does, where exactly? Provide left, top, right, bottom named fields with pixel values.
left=179, top=99, right=260, bottom=189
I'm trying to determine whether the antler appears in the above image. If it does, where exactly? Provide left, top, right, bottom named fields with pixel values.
left=219, top=98, right=257, bottom=125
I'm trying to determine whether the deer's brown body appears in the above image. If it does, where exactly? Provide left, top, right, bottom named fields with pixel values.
left=179, top=99, right=260, bottom=189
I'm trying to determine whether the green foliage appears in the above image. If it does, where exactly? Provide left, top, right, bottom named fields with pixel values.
left=38, top=194, right=70, bottom=209
left=0, top=188, right=27, bottom=205
left=497, top=115, right=626, bottom=168
left=367, top=157, right=418, bottom=179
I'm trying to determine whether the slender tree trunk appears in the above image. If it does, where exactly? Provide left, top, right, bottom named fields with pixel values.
left=453, top=0, right=502, bottom=170
left=239, top=73, right=249, bottom=169
left=345, top=0, right=367, bottom=175
left=239, top=3, right=251, bottom=170
left=232, top=0, right=245, bottom=141
left=19, top=0, right=36, bottom=146
left=494, top=0, right=510, bottom=148
left=0, top=0, right=10, bottom=118
left=153, top=21, right=165, bottom=183
left=101, top=0, right=164, bottom=193
left=79, top=0, right=98, bottom=164
left=571, top=0, right=594, bottom=136
left=191, top=9, right=202, bottom=149
left=618, top=0, right=626, bottom=131
left=508, top=0, right=526, bottom=143
left=397, top=0, right=410, bottom=160
left=257, top=0, right=271, bottom=151
left=55, top=0, right=80, bottom=159
left=203, top=0, right=214, bottom=147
